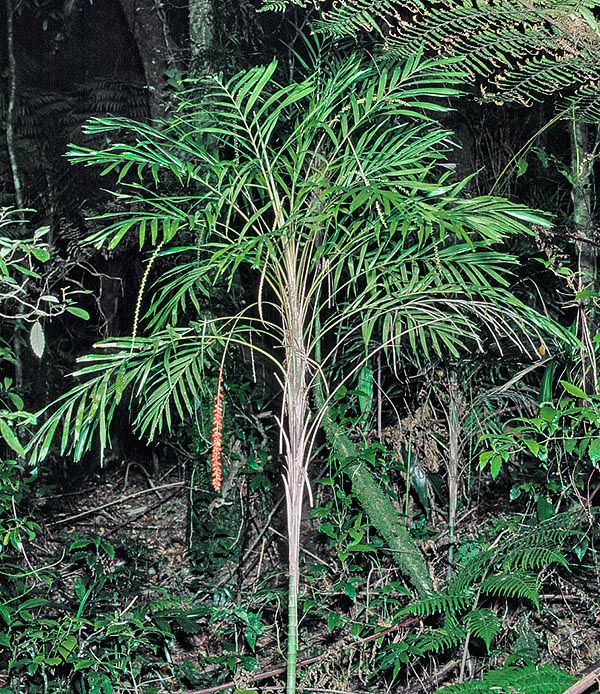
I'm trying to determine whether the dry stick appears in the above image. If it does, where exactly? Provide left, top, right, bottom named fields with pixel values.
left=47, top=482, right=185, bottom=526
left=243, top=497, right=285, bottom=564
left=260, top=688, right=372, bottom=694
left=404, top=660, right=459, bottom=694
left=185, top=617, right=420, bottom=694
left=213, top=497, right=285, bottom=589
left=562, top=661, right=600, bottom=694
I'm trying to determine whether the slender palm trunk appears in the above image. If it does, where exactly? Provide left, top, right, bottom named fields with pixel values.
left=283, top=245, right=310, bottom=694
left=446, top=373, right=461, bottom=578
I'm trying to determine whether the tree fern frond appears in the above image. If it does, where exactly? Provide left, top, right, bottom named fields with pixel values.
left=387, top=6, right=555, bottom=70
left=561, top=83, right=600, bottom=123
left=261, top=0, right=310, bottom=10
left=493, top=56, right=599, bottom=106
left=313, top=0, right=398, bottom=37
left=303, top=0, right=600, bottom=120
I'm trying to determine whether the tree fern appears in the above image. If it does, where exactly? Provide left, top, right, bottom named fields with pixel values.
left=265, top=0, right=600, bottom=120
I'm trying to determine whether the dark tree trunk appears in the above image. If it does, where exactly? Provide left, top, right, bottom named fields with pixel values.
left=116, top=0, right=177, bottom=119
left=189, top=0, right=214, bottom=75
left=6, top=0, right=24, bottom=210
left=570, top=120, right=599, bottom=392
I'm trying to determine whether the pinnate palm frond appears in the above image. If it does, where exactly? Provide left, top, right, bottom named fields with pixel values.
left=33, top=49, right=576, bottom=469
left=28, top=319, right=276, bottom=464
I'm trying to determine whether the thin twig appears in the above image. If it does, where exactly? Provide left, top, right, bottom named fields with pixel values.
left=104, top=489, right=184, bottom=537
left=403, top=660, right=459, bottom=694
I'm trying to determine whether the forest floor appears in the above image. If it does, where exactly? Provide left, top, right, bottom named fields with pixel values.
left=17, top=457, right=600, bottom=694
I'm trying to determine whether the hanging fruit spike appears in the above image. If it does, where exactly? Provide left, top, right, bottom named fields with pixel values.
left=211, top=369, right=224, bottom=492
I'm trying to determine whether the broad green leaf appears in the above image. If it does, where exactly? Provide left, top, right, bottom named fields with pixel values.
left=490, top=454, right=504, bottom=480
left=0, top=603, right=11, bottom=625
left=589, top=438, right=600, bottom=465
left=30, top=320, right=45, bottom=359
left=30, top=247, right=50, bottom=262
left=0, top=419, right=25, bottom=457
left=560, top=380, right=589, bottom=400
left=66, top=306, right=91, bottom=320
left=328, top=612, right=341, bottom=631
left=57, top=635, right=78, bottom=660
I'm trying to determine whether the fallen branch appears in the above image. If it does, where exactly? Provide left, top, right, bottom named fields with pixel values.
left=562, top=662, right=600, bottom=694
left=47, top=481, right=185, bottom=526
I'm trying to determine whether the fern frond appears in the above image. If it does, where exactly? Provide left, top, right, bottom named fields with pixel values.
left=494, top=56, right=599, bottom=106
left=463, top=607, right=501, bottom=652
left=434, top=663, right=577, bottom=693
left=449, top=513, right=575, bottom=599
left=480, top=570, right=541, bottom=609
left=503, top=543, right=570, bottom=572
left=306, top=0, right=600, bottom=120
left=411, top=614, right=467, bottom=654
left=401, top=591, right=474, bottom=618
left=314, top=0, right=398, bottom=37
left=261, top=0, right=310, bottom=10
left=82, top=76, right=149, bottom=119
left=561, top=83, right=600, bottom=123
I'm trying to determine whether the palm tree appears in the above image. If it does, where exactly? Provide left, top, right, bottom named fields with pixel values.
left=30, top=47, right=570, bottom=693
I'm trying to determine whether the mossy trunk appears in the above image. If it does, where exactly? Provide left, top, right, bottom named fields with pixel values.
left=314, top=384, right=433, bottom=596
left=189, top=0, right=214, bottom=75
left=569, top=118, right=598, bottom=392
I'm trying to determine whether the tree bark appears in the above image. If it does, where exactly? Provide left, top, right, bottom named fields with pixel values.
left=6, top=0, right=24, bottom=211
left=116, top=0, right=177, bottom=119
left=189, top=0, right=214, bottom=75
left=569, top=119, right=599, bottom=392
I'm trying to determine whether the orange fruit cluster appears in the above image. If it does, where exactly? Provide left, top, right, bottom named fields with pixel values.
left=211, top=369, right=224, bottom=492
